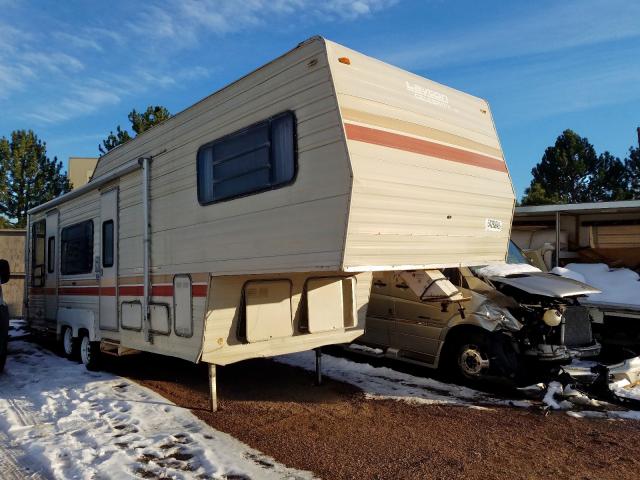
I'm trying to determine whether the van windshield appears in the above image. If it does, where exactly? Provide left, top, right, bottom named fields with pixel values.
left=506, top=241, right=532, bottom=265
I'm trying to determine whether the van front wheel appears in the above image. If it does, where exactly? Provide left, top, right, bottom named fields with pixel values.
left=447, top=331, right=518, bottom=385
left=456, top=336, right=492, bottom=381
left=80, top=334, right=101, bottom=371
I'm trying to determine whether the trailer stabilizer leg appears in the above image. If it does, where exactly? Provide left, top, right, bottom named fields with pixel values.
left=209, top=364, right=218, bottom=412
left=315, top=348, right=322, bottom=386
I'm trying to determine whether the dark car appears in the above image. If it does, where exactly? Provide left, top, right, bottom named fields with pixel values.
left=0, top=258, right=10, bottom=372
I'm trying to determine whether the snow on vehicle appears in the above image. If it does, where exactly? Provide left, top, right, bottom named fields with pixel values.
left=552, top=263, right=640, bottom=355
left=24, top=37, right=515, bottom=407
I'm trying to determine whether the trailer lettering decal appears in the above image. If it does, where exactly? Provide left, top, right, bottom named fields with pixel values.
left=344, top=123, right=507, bottom=173
left=405, top=81, right=450, bottom=109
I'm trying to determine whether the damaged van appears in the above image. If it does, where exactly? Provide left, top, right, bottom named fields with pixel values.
left=357, top=242, right=602, bottom=383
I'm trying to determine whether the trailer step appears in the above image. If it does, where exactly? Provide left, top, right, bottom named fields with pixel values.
left=100, top=340, right=140, bottom=357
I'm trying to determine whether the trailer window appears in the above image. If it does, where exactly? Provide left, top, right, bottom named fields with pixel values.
left=61, top=220, right=94, bottom=275
left=102, top=220, right=114, bottom=268
left=47, top=236, right=55, bottom=273
left=31, top=220, right=46, bottom=286
left=197, top=111, right=296, bottom=204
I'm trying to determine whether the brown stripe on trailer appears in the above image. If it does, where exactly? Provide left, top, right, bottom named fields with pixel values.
left=344, top=123, right=508, bottom=173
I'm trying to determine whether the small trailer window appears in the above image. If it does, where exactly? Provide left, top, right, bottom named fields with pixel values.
left=47, top=237, right=55, bottom=273
left=197, top=111, right=296, bottom=204
left=102, top=220, right=114, bottom=268
left=31, top=220, right=46, bottom=286
left=61, top=220, right=94, bottom=275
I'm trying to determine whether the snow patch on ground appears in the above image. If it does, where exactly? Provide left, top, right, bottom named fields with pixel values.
left=474, top=263, right=541, bottom=278
left=0, top=322, right=312, bottom=480
left=276, top=351, right=530, bottom=409
left=552, top=263, right=640, bottom=308
left=347, top=344, right=384, bottom=355
left=278, top=351, right=640, bottom=421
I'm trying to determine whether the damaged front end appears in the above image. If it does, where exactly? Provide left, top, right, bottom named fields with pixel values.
left=473, top=270, right=602, bottom=364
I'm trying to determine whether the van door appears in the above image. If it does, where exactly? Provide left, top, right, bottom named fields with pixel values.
left=44, top=210, right=59, bottom=324
left=389, top=274, right=444, bottom=363
left=99, top=188, right=118, bottom=331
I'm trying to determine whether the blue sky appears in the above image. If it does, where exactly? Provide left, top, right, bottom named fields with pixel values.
left=1, top=0, right=639, bottom=198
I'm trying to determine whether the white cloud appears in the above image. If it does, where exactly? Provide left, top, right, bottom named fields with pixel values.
left=3, top=0, right=394, bottom=125
left=22, top=52, right=84, bottom=74
left=53, top=31, right=104, bottom=52
left=25, top=85, right=121, bottom=124
left=0, top=64, right=35, bottom=98
left=379, top=0, right=640, bottom=70
left=130, top=0, right=397, bottom=44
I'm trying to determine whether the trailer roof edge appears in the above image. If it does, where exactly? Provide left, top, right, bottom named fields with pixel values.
left=28, top=159, right=141, bottom=215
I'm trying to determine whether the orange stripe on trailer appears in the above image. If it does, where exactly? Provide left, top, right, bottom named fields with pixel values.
left=58, top=286, right=100, bottom=296
left=191, top=284, right=208, bottom=297
left=344, top=123, right=508, bottom=173
left=36, top=283, right=208, bottom=297
left=29, top=287, right=56, bottom=295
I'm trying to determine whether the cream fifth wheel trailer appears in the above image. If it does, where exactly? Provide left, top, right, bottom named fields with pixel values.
left=25, top=37, right=515, bottom=407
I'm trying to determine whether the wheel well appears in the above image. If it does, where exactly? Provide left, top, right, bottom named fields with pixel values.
left=441, top=325, right=489, bottom=360
left=444, top=324, right=488, bottom=347
left=78, top=328, right=89, bottom=339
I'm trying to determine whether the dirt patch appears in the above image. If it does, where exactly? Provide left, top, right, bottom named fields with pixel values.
left=103, top=353, right=640, bottom=480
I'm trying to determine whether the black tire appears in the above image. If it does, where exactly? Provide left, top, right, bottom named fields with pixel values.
left=445, top=330, right=518, bottom=386
left=80, top=334, right=101, bottom=371
left=0, top=305, right=8, bottom=373
left=60, top=327, right=80, bottom=360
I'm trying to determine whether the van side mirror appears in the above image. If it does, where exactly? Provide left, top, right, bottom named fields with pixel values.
left=0, top=259, right=10, bottom=284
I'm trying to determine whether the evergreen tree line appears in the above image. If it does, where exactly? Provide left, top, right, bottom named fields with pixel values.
left=521, top=129, right=640, bottom=205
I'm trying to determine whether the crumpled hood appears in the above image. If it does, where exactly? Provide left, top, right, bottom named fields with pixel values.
left=485, top=272, right=601, bottom=298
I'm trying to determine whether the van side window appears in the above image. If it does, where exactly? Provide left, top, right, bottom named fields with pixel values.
left=102, top=220, right=114, bottom=268
left=197, top=111, right=296, bottom=204
left=61, top=220, right=94, bottom=275
left=31, top=220, right=46, bottom=286
left=47, top=236, right=55, bottom=273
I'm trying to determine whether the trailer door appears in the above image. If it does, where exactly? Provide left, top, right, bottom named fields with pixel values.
left=99, top=188, right=118, bottom=331
left=44, top=210, right=59, bottom=323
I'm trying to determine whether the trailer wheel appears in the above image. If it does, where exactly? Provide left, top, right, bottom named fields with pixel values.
left=0, top=305, right=9, bottom=373
left=80, top=334, right=100, bottom=371
left=61, top=327, right=79, bottom=360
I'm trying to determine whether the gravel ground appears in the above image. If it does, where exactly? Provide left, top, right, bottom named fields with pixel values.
left=101, top=352, right=640, bottom=480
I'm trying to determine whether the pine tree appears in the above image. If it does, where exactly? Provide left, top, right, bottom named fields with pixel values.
left=626, top=146, right=640, bottom=199
left=0, top=130, right=71, bottom=227
left=521, top=129, right=634, bottom=205
left=522, top=130, right=597, bottom=205
left=99, top=105, right=172, bottom=155
left=590, top=151, right=630, bottom=201
left=99, top=126, right=131, bottom=155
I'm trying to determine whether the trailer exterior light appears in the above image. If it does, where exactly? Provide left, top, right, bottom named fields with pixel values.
left=338, top=56, right=351, bottom=65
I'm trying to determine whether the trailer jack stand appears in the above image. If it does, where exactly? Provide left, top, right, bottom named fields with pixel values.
left=315, top=348, right=322, bottom=386
left=209, top=364, right=218, bottom=412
